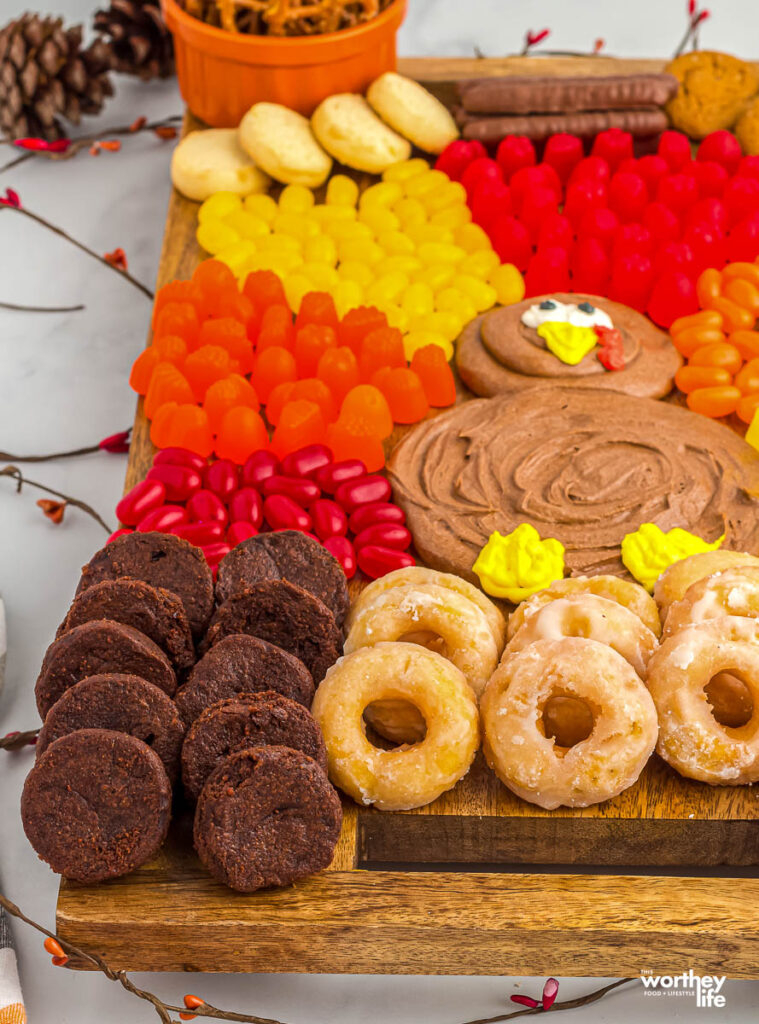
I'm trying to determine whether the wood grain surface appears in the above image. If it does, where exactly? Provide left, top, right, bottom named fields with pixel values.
left=58, top=56, right=759, bottom=976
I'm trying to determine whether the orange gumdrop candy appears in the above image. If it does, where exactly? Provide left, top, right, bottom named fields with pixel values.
left=294, top=323, right=337, bottom=377
left=288, top=378, right=337, bottom=423
left=145, top=362, right=195, bottom=419
left=410, top=345, right=457, bottom=407
left=373, top=367, right=429, bottom=424
left=317, top=346, right=360, bottom=404
left=243, top=269, right=287, bottom=312
left=162, top=404, right=213, bottom=457
left=192, top=259, right=238, bottom=319
left=150, top=401, right=178, bottom=448
left=326, top=418, right=386, bottom=473
left=153, top=334, right=188, bottom=366
left=271, top=400, right=327, bottom=459
left=358, top=327, right=406, bottom=382
left=686, top=385, right=741, bottom=418
left=258, top=304, right=295, bottom=352
left=338, top=306, right=388, bottom=354
left=296, top=291, right=339, bottom=331
left=199, top=318, right=254, bottom=374
left=203, top=374, right=259, bottom=434
left=184, top=345, right=238, bottom=401
left=152, top=279, right=199, bottom=328
left=154, top=302, right=200, bottom=349
left=215, top=406, right=269, bottom=463
left=129, top=346, right=160, bottom=394
left=266, top=381, right=296, bottom=426
left=251, top=346, right=298, bottom=403
left=339, top=385, right=393, bottom=439
left=218, top=292, right=258, bottom=338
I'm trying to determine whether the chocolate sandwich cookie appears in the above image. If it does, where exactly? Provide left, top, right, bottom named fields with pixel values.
left=21, top=729, right=172, bottom=883
left=202, top=581, right=342, bottom=683
left=61, top=579, right=195, bottom=672
left=193, top=745, right=342, bottom=892
left=37, top=674, right=186, bottom=782
left=175, top=634, right=314, bottom=724
left=76, top=532, right=214, bottom=638
left=216, top=532, right=349, bottom=627
left=35, top=620, right=177, bottom=719
left=182, top=691, right=327, bottom=800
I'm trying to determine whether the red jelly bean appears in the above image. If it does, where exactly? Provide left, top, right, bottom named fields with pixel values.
left=227, top=521, right=259, bottom=546
left=171, top=521, right=225, bottom=546
left=608, top=172, right=648, bottom=223
left=262, top=475, right=321, bottom=506
left=348, top=501, right=406, bottom=533
left=116, top=480, right=166, bottom=526
left=697, top=130, right=742, bottom=175
left=543, top=133, right=583, bottom=183
left=357, top=544, right=415, bottom=579
left=241, top=450, right=280, bottom=488
left=152, top=447, right=207, bottom=471
left=658, top=130, right=692, bottom=172
left=495, top=135, right=536, bottom=182
left=263, top=494, right=312, bottom=532
left=315, top=458, right=366, bottom=494
left=280, top=443, right=333, bottom=480
left=488, top=214, right=532, bottom=271
left=642, top=201, right=681, bottom=244
left=434, top=139, right=487, bottom=181
left=591, top=128, right=633, bottom=172
left=460, top=157, right=502, bottom=195
left=201, top=541, right=231, bottom=567
left=693, top=160, right=729, bottom=198
left=577, top=206, right=619, bottom=252
left=228, top=487, right=263, bottom=528
left=107, top=527, right=133, bottom=544
left=323, top=535, right=356, bottom=579
left=146, top=463, right=202, bottom=502
left=637, top=154, right=669, bottom=194
left=524, top=246, right=570, bottom=296
left=536, top=211, right=573, bottom=251
left=203, top=459, right=239, bottom=499
left=334, top=474, right=391, bottom=512
left=136, top=504, right=188, bottom=533
left=353, top=523, right=412, bottom=551
left=186, top=489, right=228, bottom=525
left=312, top=498, right=348, bottom=540
left=469, top=179, right=512, bottom=230
left=570, top=236, right=609, bottom=294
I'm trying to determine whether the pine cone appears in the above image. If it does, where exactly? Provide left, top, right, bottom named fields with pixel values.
left=93, top=0, right=174, bottom=80
left=0, top=14, right=114, bottom=141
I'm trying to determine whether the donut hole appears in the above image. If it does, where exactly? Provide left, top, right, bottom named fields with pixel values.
left=542, top=695, right=595, bottom=750
left=398, top=630, right=449, bottom=659
left=363, top=699, right=427, bottom=748
left=705, top=671, right=755, bottom=729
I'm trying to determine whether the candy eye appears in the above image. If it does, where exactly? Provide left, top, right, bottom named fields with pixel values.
left=577, top=301, right=596, bottom=313
left=539, top=300, right=557, bottom=310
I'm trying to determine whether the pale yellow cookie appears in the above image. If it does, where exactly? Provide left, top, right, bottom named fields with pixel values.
left=170, top=129, right=270, bottom=201
left=367, top=72, right=459, bottom=154
left=736, top=96, right=759, bottom=155
left=665, top=51, right=759, bottom=138
left=238, top=103, right=332, bottom=187
left=311, top=93, right=411, bottom=173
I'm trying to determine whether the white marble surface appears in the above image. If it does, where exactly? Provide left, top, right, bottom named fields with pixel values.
left=1, top=2, right=759, bottom=1021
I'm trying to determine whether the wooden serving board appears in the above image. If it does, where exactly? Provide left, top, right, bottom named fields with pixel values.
left=57, top=56, right=759, bottom=977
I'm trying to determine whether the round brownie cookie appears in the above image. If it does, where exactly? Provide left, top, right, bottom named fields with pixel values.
left=76, top=532, right=214, bottom=638
left=61, top=579, right=195, bottom=672
left=35, top=620, right=177, bottom=719
left=193, top=745, right=342, bottom=892
left=202, top=581, right=342, bottom=684
left=182, top=691, right=327, bottom=800
left=217, top=532, right=349, bottom=626
left=175, top=634, right=314, bottom=725
left=37, top=674, right=186, bottom=782
left=21, top=729, right=172, bottom=883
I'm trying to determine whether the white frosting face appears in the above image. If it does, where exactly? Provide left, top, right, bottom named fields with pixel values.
left=522, top=299, right=614, bottom=331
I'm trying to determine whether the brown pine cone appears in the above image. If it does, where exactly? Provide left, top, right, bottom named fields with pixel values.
left=93, top=0, right=174, bottom=80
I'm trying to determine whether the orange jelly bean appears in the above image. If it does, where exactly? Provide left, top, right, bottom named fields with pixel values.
left=251, top=346, right=298, bottom=403
left=735, top=358, right=759, bottom=394
left=258, top=304, right=295, bottom=352
left=199, top=318, right=254, bottom=374
left=670, top=327, right=726, bottom=357
left=317, top=346, right=361, bottom=404
left=325, top=418, right=386, bottom=473
left=154, top=302, right=200, bottom=349
left=272, top=400, right=327, bottom=459
left=145, top=362, right=195, bottom=419
left=696, top=267, right=723, bottom=308
left=358, top=327, right=406, bottom=382
left=294, top=323, right=337, bottom=377
left=669, top=310, right=724, bottom=336
left=737, top=393, right=759, bottom=424
left=722, top=262, right=759, bottom=289
left=675, top=365, right=732, bottom=394
left=728, top=330, right=759, bottom=362
left=689, top=342, right=743, bottom=374
left=410, top=345, right=457, bottom=407
left=373, top=367, right=430, bottom=423
left=215, top=406, right=269, bottom=463
left=184, top=345, right=238, bottom=401
left=265, top=381, right=296, bottom=426
left=706, top=296, right=755, bottom=333
left=296, top=291, right=339, bottom=331
left=724, top=276, right=759, bottom=316
left=686, top=385, right=741, bottom=418
left=243, top=269, right=288, bottom=312
left=203, top=374, right=259, bottom=433
left=338, top=306, right=388, bottom=354
left=163, top=404, right=213, bottom=457
left=288, top=378, right=337, bottom=423
left=340, top=384, right=394, bottom=439
left=129, top=346, right=159, bottom=394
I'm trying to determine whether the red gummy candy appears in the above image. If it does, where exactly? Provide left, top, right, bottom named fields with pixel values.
left=612, top=223, right=654, bottom=260
left=296, top=290, right=338, bottom=331
left=683, top=223, right=727, bottom=274
left=608, top=172, right=648, bottom=223
left=727, top=215, right=759, bottom=262
left=608, top=252, right=654, bottom=312
left=656, top=173, right=699, bottom=215
left=570, top=236, right=609, bottom=294
left=692, top=160, right=729, bottom=198
left=652, top=241, right=696, bottom=280
left=460, top=157, right=502, bottom=195
left=739, top=156, right=759, bottom=181
left=636, top=154, right=669, bottom=194
left=591, top=129, right=633, bottom=171
left=647, top=270, right=699, bottom=328
left=642, top=202, right=681, bottom=245
left=684, top=197, right=728, bottom=234
left=434, top=139, right=487, bottom=181
left=543, top=133, right=583, bottom=183
left=577, top=207, right=619, bottom=252
left=495, top=136, right=536, bottom=182
left=697, top=131, right=743, bottom=176
left=564, top=179, right=608, bottom=226
left=568, top=156, right=611, bottom=186
left=509, top=164, right=561, bottom=211
left=520, top=187, right=559, bottom=244
left=489, top=214, right=532, bottom=271
left=724, top=177, right=759, bottom=227
left=469, top=179, right=512, bottom=229
left=524, top=246, right=570, bottom=296
left=536, top=211, right=574, bottom=252
left=658, top=130, right=692, bottom=172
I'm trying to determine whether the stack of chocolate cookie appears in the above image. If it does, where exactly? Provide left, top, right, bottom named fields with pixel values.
left=22, top=529, right=346, bottom=893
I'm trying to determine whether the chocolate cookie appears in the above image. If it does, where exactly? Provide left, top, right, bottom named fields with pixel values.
left=21, top=729, right=172, bottom=883
left=76, top=532, right=214, bottom=638
left=202, top=581, right=341, bottom=683
left=61, top=579, right=195, bottom=672
left=175, top=634, right=314, bottom=725
left=193, top=745, right=342, bottom=892
left=217, top=532, right=349, bottom=627
left=182, top=691, right=327, bottom=800
left=37, top=674, right=185, bottom=782
left=35, top=620, right=177, bottom=719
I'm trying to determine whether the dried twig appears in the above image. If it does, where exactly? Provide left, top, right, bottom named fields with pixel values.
left=0, top=729, right=39, bottom=751
left=0, top=465, right=113, bottom=533
left=0, top=300, right=84, bottom=313
left=0, top=428, right=131, bottom=462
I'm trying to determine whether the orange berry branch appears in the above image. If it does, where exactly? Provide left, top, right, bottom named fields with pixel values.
left=0, top=466, right=113, bottom=533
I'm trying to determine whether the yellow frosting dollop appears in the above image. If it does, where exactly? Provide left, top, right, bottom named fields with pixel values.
left=621, top=523, right=725, bottom=593
left=537, top=321, right=598, bottom=365
left=472, top=524, right=565, bottom=602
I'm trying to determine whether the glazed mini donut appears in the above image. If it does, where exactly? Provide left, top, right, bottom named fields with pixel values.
left=505, top=594, right=658, bottom=678
left=663, top=567, right=759, bottom=638
left=507, top=574, right=660, bottom=640
left=481, top=637, right=658, bottom=809
left=653, top=550, right=759, bottom=621
left=646, top=617, right=759, bottom=784
left=311, top=642, right=480, bottom=811
left=346, top=566, right=507, bottom=652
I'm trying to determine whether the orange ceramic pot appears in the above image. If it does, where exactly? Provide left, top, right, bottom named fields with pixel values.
left=162, top=0, right=407, bottom=127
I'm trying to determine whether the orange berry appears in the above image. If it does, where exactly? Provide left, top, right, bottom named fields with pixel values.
left=251, top=346, right=298, bottom=403
left=44, top=937, right=66, bottom=958
left=317, top=345, right=360, bottom=404
left=271, top=399, right=327, bottom=459
left=144, top=362, right=195, bottom=419
left=199, top=317, right=254, bottom=373
left=258, top=304, right=295, bottom=351
left=50, top=955, right=69, bottom=967
left=669, top=310, right=724, bottom=336
left=203, top=373, right=259, bottom=433
left=338, top=305, right=387, bottom=354
left=358, top=326, right=405, bottom=382
left=695, top=267, right=723, bottom=308
left=162, top=404, right=213, bottom=456
left=339, top=384, right=393, bottom=439
left=724, top=276, right=759, bottom=316
left=735, top=358, right=759, bottom=394
left=670, top=327, right=726, bottom=357
left=153, top=333, right=188, bottom=366
left=288, top=378, right=337, bottom=423
left=675, top=365, right=732, bottom=393
left=151, top=279, right=199, bottom=328
left=689, top=342, right=743, bottom=374
left=686, top=385, right=741, bottom=418
left=728, top=330, right=759, bottom=362
left=410, top=345, right=456, bottom=407
left=294, top=323, right=337, bottom=377
left=326, top=418, right=386, bottom=472
left=215, top=406, right=269, bottom=463
left=179, top=1015, right=197, bottom=1022
left=129, top=346, right=160, bottom=394
left=296, top=290, right=339, bottom=331
left=372, top=366, right=429, bottom=423
left=737, top=392, right=759, bottom=423
left=184, top=345, right=238, bottom=401
left=154, top=301, right=200, bottom=349
left=266, top=381, right=296, bottom=426
left=706, top=296, right=755, bottom=333
left=150, top=401, right=178, bottom=448
left=243, top=269, right=287, bottom=311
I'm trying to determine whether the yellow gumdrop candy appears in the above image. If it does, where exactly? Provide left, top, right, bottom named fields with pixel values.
left=436, top=287, right=477, bottom=323
left=381, top=303, right=409, bottom=332
left=404, top=169, right=449, bottom=197
left=214, top=239, right=258, bottom=277
left=452, top=274, right=497, bottom=313
left=414, top=264, right=456, bottom=292
left=409, top=310, right=463, bottom=342
left=430, top=204, right=472, bottom=229
left=283, top=273, right=313, bottom=313
left=621, top=524, right=725, bottom=594
left=360, top=181, right=404, bottom=210
left=333, top=279, right=364, bottom=318
left=377, top=230, right=416, bottom=255
left=339, top=240, right=385, bottom=265
left=198, top=191, right=242, bottom=223
left=243, top=193, right=278, bottom=223
left=325, top=220, right=374, bottom=243
left=473, top=525, right=565, bottom=602
left=490, top=263, right=526, bottom=306
left=393, top=197, right=428, bottom=229
left=383, top=158, right=430, bottom=183
left=365, top=271, right=409, bottom=307
left=459, top=249, right=501, bottom=279
left=403, top=330, right=453, bottom=362
left=359, top=206, right=401, bottom=234
left=272, top=211, right=319, bottom=240
left=279, top=184, right=315, bottom=215
left=421, top=182, right=468, bottom=214
left=454, top=222, right=492, bottom=253
left=249, top=250, right=303, bottom=277
left=337, top=260, right=374, bottom=287
left=401, top=281, right=435, bottom=319
left=310, top=204, right=357, bottom=224
left=196, top=219, right=241, bottom=255
left=223, top=209, right=270, bottom=240
left=326, top=174, right=359, bottom=207
left=257, top=232, right=302, bottom=255
left=406, top=223, right=454, bottom=247
left=300, top=262, right=340, bottom=290
left=417, top=242, right=466, bottom=266
left=380, top=255, right=422, bottom=277
left=303, top=234, right=338, bottom=266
